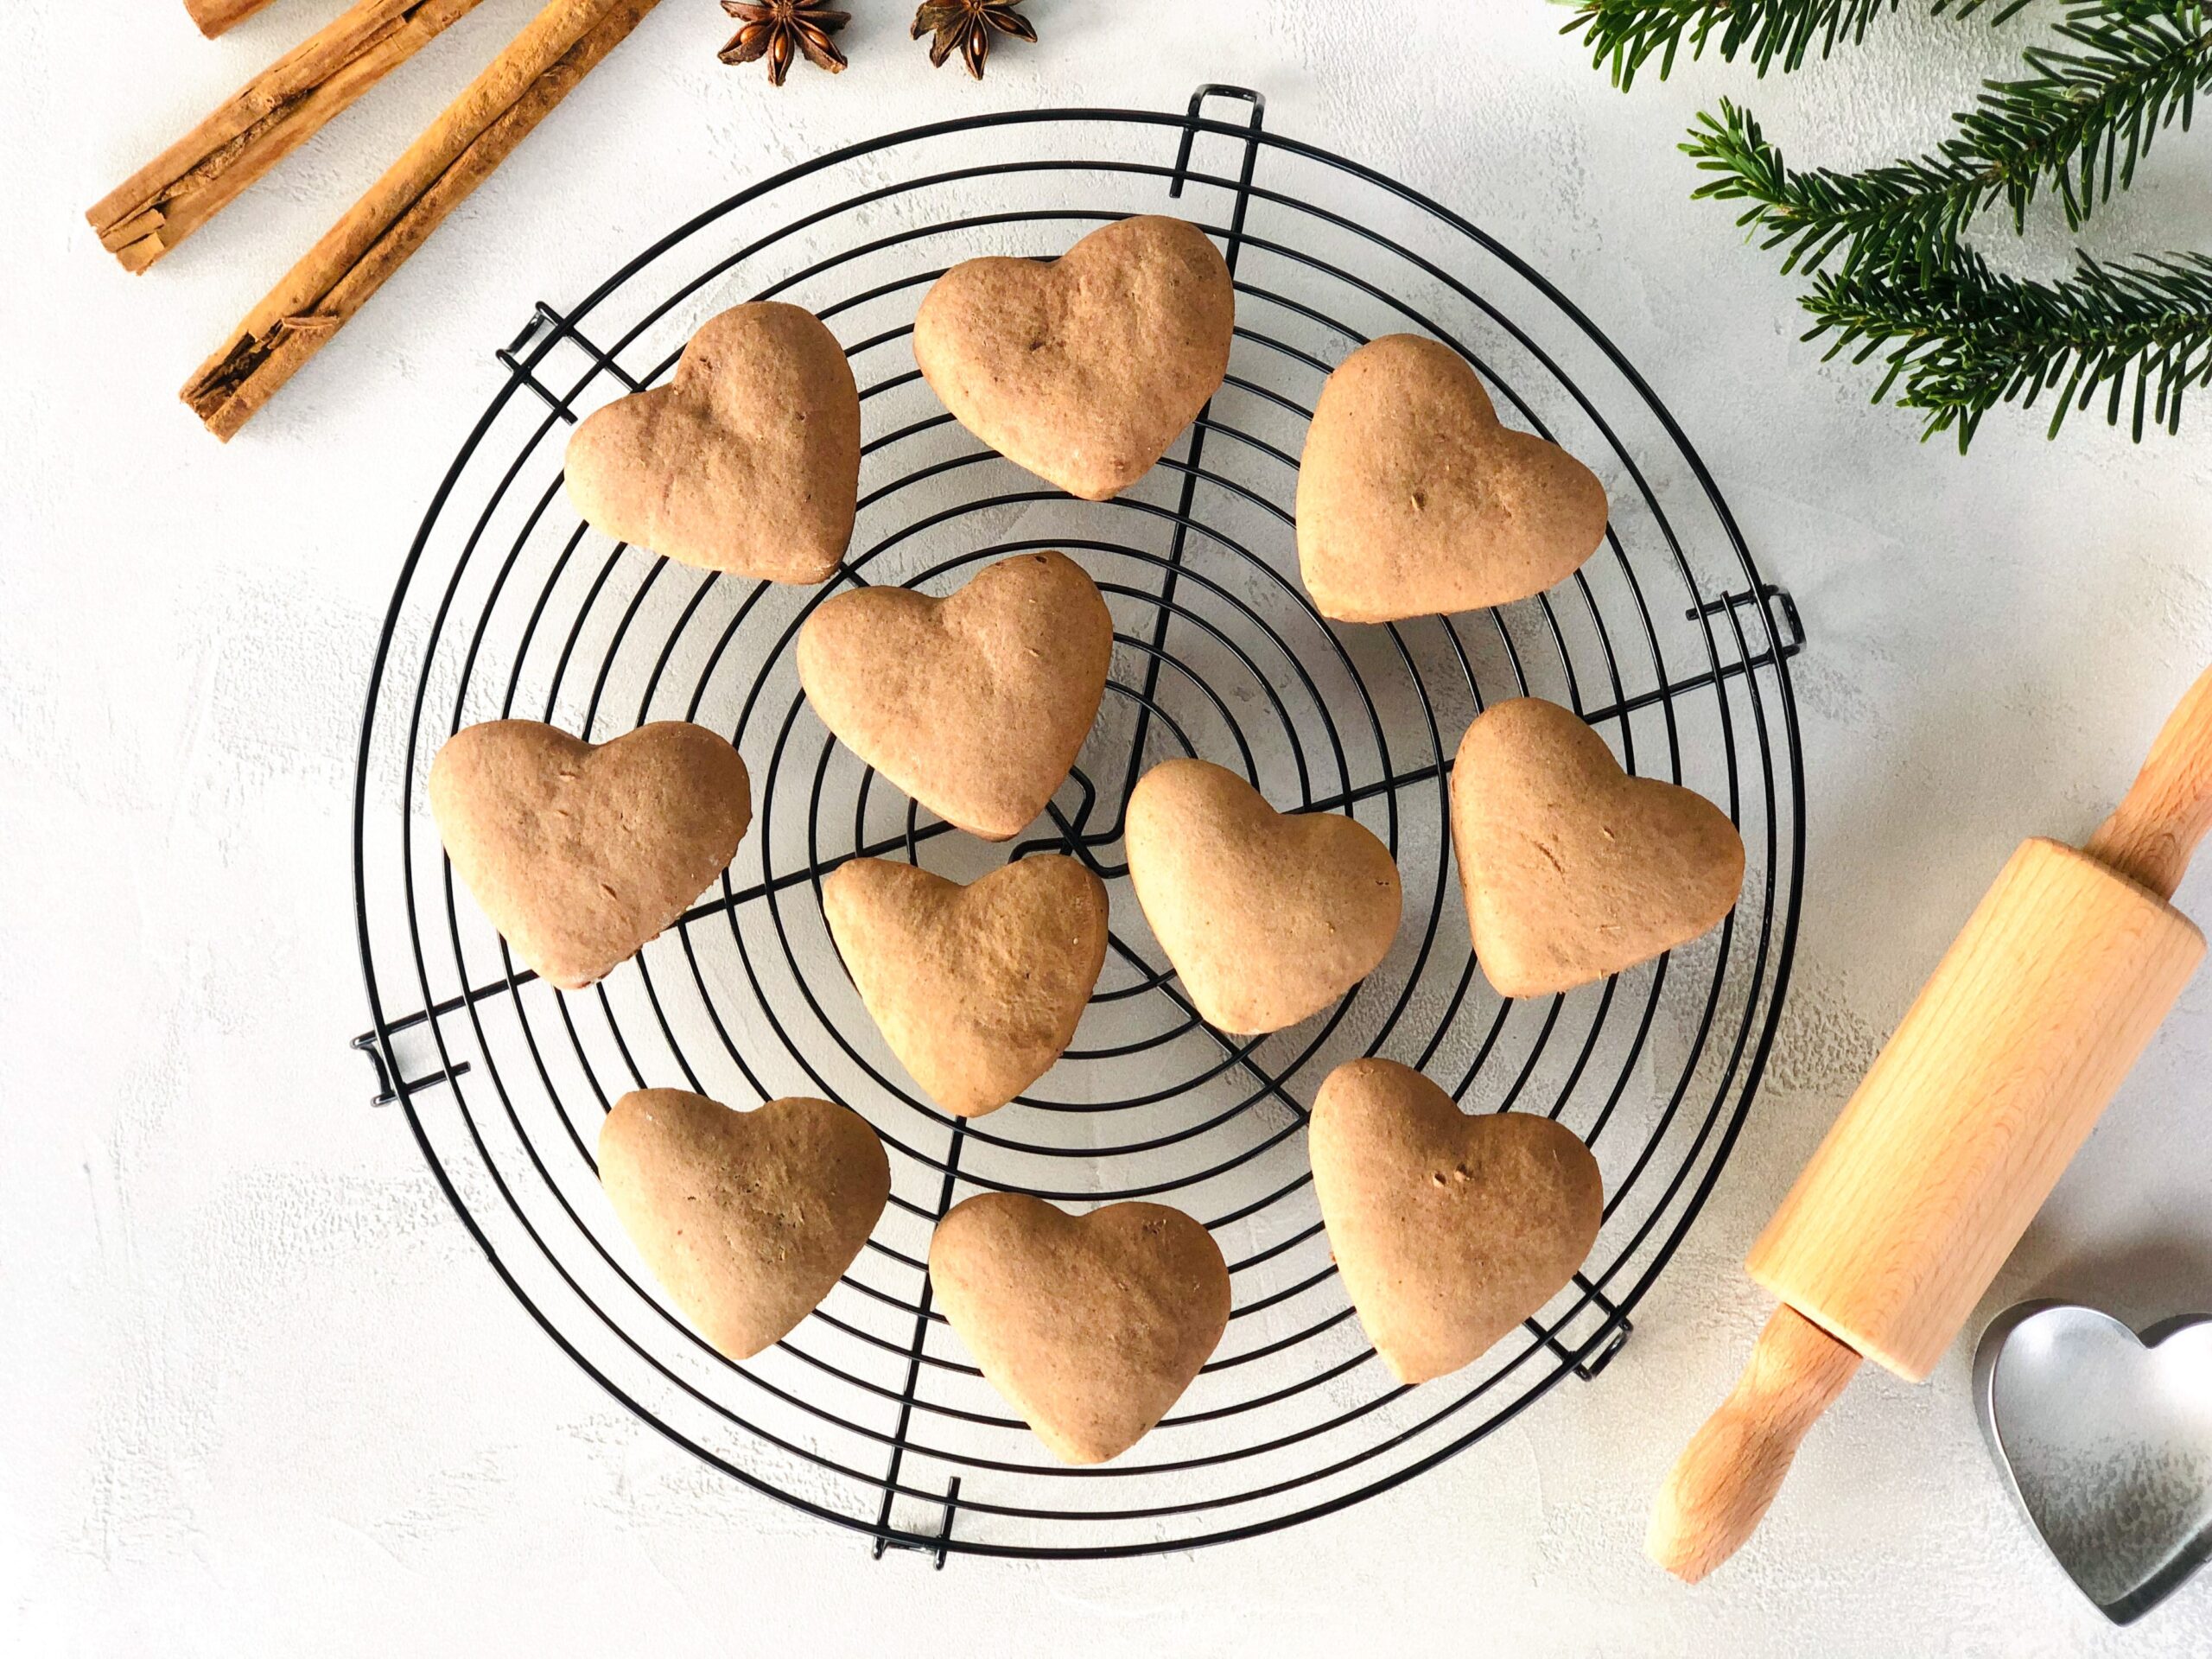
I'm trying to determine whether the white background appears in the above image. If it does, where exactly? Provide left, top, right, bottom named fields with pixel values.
left=7, top=3, right=2212, bottom=1654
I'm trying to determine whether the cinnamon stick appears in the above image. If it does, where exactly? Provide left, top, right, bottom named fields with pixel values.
left=93, top=0, right=489, bottom=274
left=182, top=0, right=663, bottom=441
left=186, top=0, right=289, bottom=39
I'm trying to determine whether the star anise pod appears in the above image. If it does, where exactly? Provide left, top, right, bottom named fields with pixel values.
left=721, top=0, right=850, bottom=86
left=911, top=0, right=1036, bottom=79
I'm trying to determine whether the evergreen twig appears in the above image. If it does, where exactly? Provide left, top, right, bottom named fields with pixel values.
left=1684, top=5, right=2212, bottom=281
left=1804, top=248, right=2212, bottom=446
left=1566, top=0, right=2021, bottom=89
left=1573, top=0, right=2212, bottom=447
left=1970, top=1, right=2212, bottom=226
left=1687, top=99, right=1988, bottom=279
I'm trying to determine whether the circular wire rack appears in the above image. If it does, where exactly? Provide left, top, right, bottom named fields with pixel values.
left=352, top=86, right=1807, bottom=1562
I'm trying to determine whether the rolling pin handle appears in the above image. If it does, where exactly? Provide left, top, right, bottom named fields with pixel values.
left=1646, top=1305, right=1862, bottom=1583
left=2083, top=664, right=2212, bottom=901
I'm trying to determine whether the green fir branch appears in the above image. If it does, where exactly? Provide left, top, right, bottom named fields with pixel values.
left=1683, top=5, right=2212, bottom=282
left=1573, top=0, right=2212, bottom=447
left=1803, top=248, right=2212, bottom=447
left=1565, top=0, right=2022, bottom=90
left=1686, top=99, right=1992, bottom=279
left=1973, top=1, right=2212, bottom=229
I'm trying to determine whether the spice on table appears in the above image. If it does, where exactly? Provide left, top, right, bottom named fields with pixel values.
left=181, top=0, right=664, bottom=440
left=719, top=0, right=850, bottom=84
left=911, top=0, right=1035, bottom=79
left=185, top=0, right=289, bottom=37
left=92, top=0, right=490, bottom=274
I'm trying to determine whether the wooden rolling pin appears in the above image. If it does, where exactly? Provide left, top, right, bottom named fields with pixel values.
left=1649, top=664, right=2212, bottom=1581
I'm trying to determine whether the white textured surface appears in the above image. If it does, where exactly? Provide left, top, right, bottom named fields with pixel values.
left=7, top=3, right=2212, bottom=1653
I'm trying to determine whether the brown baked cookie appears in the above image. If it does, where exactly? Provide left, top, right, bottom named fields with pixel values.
left=1123, top=758, right=1402, bottom=1034
left=823, top=855, right=1109, bottom=1117
left=428, top=721, right=752, bottom=991
left=1451, top=697, right=1745, bottom=998
left=564, top=302, right=860, bottom=583
left=599, top=1090, right=890, bottom=1361
left=929, top=1193, right=1230, bottom=1463
left=1310, top=1058, right=1603, bottom=1385
left=797, top=551, right=1113, bottom=840
left=1297, top=334, right=1608, bottom=623
left=913, top=215, right=1234, bottom=501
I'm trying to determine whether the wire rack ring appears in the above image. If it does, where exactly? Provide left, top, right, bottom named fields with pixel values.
left=350, top=85, right=1808, bottom=1563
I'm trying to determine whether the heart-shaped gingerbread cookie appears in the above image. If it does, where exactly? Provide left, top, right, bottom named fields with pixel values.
left=798, top=551, right=1114, bottom=840
left=1297, top=334, right=1608, bottom=622
left=599, top=1090, right=890, bottom=1361
left=929, top=1193, right=1230, bottom=1463
left=823, top=854, right=1109, bottom=1116
left=429, top=720, right=753, bottom=990
left=1311, top=1058, right=1604, bottom=1385
left=1451, top=697, right=1744, bottom=998
left=564, top=302, right=860, bottom=583
left=914, top=215, right=1234, bottom=501
left=1124, top=758, right=1402, bottom=1034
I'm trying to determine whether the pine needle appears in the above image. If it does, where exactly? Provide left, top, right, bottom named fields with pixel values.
left=1985, top=1, right=2212, bottom=230
left=1573, top=0, right=2212, bottom=446
left=1565, top=0, right=2025, bottom=89
left=1683, top=5, right=2212, bottom=281
left=1804, top=249, right=2212, bottom=447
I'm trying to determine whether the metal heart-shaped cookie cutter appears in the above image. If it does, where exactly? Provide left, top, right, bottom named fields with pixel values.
left=1974, top=1300, right=2212, bottom=1624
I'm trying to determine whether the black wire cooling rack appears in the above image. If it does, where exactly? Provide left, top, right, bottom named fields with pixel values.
left=349, top=85, right=1807, bottom=1563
